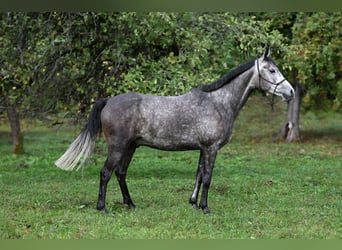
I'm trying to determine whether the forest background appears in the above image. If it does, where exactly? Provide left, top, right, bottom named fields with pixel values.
left=0, top=12, right=341, bottom=152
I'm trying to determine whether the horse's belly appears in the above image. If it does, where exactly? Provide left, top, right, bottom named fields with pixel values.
left=136, top=132, right=199, bottom=151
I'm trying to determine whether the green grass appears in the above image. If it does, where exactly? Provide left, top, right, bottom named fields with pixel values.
left=0, top=96, right=341, bottom=239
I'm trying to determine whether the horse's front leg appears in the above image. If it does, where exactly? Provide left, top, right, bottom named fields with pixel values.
left=198, top=146, right=218, bottom=214
left=189, top=150, right=204, bottom=209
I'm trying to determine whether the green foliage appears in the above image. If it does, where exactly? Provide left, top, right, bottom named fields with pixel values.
left=251, top=12, right=342, bottom=112
left=0, top=12, right=289, bottom=117
left=1, top=12, right=341, bottom=119
left=100, top=12, right=291, bottom=97
left=286, top=12, right=342, bottom=111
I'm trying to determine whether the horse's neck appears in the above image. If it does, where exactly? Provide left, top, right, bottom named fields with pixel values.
left=210, top=69, right=255, bottom=118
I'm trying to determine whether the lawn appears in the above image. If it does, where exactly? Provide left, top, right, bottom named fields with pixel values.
left=0, top=96, right=341, bottom=239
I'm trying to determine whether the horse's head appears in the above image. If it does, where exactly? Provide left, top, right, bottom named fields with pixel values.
left=255, top=47, right=295, bottom=102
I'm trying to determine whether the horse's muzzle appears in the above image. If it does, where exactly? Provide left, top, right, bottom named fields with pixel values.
left=282, top=89, right=295, bottom=103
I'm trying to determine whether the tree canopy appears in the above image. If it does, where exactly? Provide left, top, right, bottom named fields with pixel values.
left=288, top=12, right=342, bottom=111
left=1, top=12, right=341, bottom=119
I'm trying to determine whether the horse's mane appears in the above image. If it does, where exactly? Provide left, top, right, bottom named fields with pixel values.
left=201, top=59, right=255, bottom=92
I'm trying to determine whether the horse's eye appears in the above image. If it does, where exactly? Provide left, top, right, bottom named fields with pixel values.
left=269, top=69, right=276, bottom=73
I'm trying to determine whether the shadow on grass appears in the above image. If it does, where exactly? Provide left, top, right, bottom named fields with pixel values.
left=129, top=162, right=196, bottom=180
left=301, top=128, right=342, bottom=143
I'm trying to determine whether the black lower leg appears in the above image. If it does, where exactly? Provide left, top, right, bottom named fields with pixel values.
left=114, top=146, right=136, bottom=209
left=199, top=172, right=214, bottom=214
left=198, top=147, right=217, bottom=214
left=189, top=174, right=202, bottom=209
left=199, top=184, right=211, bottom=214
left=96, top=163, right=114, bottom=212
left=116, top=172, right=135, bottom=208
left=189, top=151, right=204, bottom=209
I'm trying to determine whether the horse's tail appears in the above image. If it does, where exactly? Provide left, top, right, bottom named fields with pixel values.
left=55, top=98, right=108, bottom=171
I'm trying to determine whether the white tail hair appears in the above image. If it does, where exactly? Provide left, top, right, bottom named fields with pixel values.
left=55, top=131, right=95, bottom=171
left=55, top=98, right=107, bottom=171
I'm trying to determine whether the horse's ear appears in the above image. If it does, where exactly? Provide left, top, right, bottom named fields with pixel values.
left=263, top=47, right=271, bottom=58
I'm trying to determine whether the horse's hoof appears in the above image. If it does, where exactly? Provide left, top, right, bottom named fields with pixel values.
left=202, top=207, right=211, bottom=214
left=100, top=208, right=110, bottom=215
left=192, top=204, right=200, bottom=210
left=127, top=203, right=136, bottom=209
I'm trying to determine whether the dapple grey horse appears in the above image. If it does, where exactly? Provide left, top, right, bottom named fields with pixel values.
left=56, top=48, right=294, bottom=214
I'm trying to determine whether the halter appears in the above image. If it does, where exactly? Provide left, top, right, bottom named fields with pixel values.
left=256, top=59, right=286, bottom=111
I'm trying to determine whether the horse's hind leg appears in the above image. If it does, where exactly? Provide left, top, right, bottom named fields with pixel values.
left=115, top=145, right=136, bottom=209
left=96, top=157, right=115, bottom=213
left=96, top=145, right=126, bottom=213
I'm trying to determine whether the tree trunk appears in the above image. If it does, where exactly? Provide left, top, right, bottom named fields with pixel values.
left=6, top=106, right=24, bottom=154
left=274, top=78, right=306, bottom=143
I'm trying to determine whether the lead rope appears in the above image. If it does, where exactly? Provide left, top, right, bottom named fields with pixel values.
left=264, top=84, right=278, bottom=111
left=257, top=60, right=284, bottom=111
